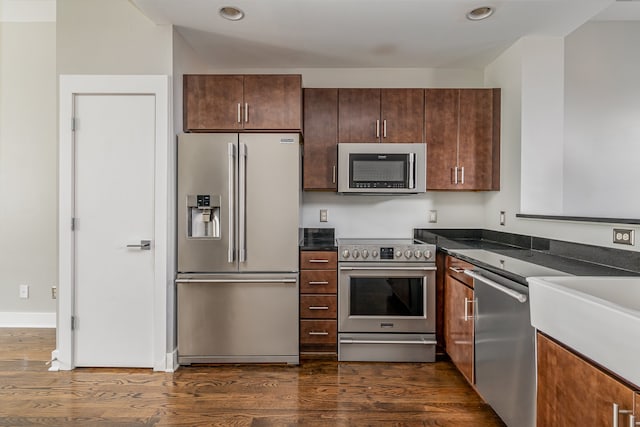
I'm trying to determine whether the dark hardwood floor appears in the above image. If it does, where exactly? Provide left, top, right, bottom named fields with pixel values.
left=0, top=328, right=504, bottom=426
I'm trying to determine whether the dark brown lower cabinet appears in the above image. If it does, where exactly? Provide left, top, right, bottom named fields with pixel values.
left=537, top=333, right=639, bottom=427
left=299, top=250, right=338, bottom=357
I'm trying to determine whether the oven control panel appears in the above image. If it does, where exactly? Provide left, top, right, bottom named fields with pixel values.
left=338, top=240, right=435, bottom=262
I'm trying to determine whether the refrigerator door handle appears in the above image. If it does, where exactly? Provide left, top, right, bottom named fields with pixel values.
left=239, top=143, right=247, bottom=263
left=227, top=143, right=235, bottom=263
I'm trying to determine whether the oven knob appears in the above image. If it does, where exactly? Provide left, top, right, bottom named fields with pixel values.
left=404, top=250, right=413, bottom=258
left=342, top=249, right=350, bottom=259
left=424, top=250, right=432, bottom=259
left=362, top=249, right=369, bottom=259
left=352, top=249, right=360, bottom=259
left=395, top=250, right=402, bottom=258
left=414, top=250, right=422, bottom=258
left=372, top=250, right=379, bottom=258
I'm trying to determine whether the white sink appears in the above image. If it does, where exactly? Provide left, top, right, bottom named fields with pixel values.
left=528, top=276, right=640, bottom=387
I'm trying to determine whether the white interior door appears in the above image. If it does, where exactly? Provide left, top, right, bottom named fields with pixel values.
left=73, top=94, right=155, bottom=367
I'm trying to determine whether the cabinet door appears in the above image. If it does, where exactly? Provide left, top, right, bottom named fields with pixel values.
left=457, top=89, right=500, bottom=190
left=425, top=89, right=459, bottom=190
left=303, top=88, right=338, bottom=190
left=537, top=333, right=635, bottom=427
left=338, top=89, right=381, bottom=143
left=444, top=274, right=474, bottom=384
left=381, top=89, right=424, bottom=143
left=183, top=75, right=243, bottom=131
left=243, top=75, right=302, bottom=130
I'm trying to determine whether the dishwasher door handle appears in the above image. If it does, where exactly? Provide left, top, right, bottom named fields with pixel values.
left=463, top=269, right=528, bottom=303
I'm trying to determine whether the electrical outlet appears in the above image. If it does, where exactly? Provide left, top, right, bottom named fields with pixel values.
left=499, top=211, right=506, bottom=226
left=320, top=209, right=328, bottom=222
left=428, top=210, right=438, bottom=223
left=19, top=284, right=29, bottom=299
left=613, top=228, right=635, bottom=245
left=51, top=285, right=57, bottom=299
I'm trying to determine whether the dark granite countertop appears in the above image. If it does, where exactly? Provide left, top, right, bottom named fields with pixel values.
left=299, top=228, right=337, bottom=251
left=415, top=228, right=640, bottom=285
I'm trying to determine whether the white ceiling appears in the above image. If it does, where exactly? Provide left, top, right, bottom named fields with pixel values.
left=131, top=0, right=636, bottom=69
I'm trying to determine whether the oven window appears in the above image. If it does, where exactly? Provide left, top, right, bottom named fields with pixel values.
left=350, top=277, right=424, bottom=316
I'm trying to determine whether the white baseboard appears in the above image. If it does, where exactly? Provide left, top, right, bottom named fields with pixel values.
left=165, top=348, right=178, bottom=372
left=0, top=312, right=56, bottom=328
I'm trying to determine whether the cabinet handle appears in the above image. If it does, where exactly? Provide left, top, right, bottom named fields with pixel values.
left=453, top=166, right=459, bottom=184
left=628, top=414, right=640, bottom=426
left=464, top=297, right=474, bottom=322
left=383, top=119, right=387, bottom=138
left=308, top=259, right=329, bottom=263
left=376, top=119, right=380, bottom=138
left=460, top=166, right=465, bottom=184
left=332, top=165, right=336, bottom=184
left=244, top=103, right=248, bottom=123
left=309, top=306, right=329, bottom=310
left=308, top=281, right=329, bottom=285
left=613, top=403, right=632, bottom=426
left=237, top=103, right=241, bottom=123
left=308, top=331, right=329, bottom=336
left=448, top=266, right=465, bottom=273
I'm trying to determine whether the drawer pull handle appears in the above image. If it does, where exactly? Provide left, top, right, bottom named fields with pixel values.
left=308, top=259, right=329, bottom=263
left=308, top=331, right=329, bottom=336
left=448, top=266, right=465, bottom=273
left=309, top=306, right=329, bottom=310
left=308, top=281, right=329, bottom=285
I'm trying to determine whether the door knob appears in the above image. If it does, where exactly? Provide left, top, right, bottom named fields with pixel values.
left=126, top=240, right=151, bottom=250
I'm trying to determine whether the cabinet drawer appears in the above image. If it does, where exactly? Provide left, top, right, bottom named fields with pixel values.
left=300, top=320, right=337, bottom=345
left=300, top=270, right=337, bottom=293
left=300, top=295, right=337, bottom=319
left=300, top=251, right=337, bottom=270
left=445, top=256, right=474, bottom=289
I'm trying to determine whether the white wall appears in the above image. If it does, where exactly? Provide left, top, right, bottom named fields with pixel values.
left=170, top=28, right=207, bottom=352
left=563, top=22, right=640, bottom=219
left=519, top=38, right=565, bottom=215
left=0, top=21, right=57, bottom=325
left=484, top=35, right=640, bottom=252
left=56, top=0, right=172, bottom=75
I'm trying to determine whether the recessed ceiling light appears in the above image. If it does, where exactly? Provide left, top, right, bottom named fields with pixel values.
left=219, top=6, right=245, bottom=21
left=466, top=6, right=494, bottom=21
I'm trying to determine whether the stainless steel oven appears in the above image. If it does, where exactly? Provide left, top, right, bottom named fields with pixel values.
left=337, top=238, right=437, bottom=362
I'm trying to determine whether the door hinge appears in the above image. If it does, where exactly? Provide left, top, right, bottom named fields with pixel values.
left=71, top=217, right=77, bottom=231
left=71, top=315, right=76, bottom=331
left=71, top=117, right=76, bottom=132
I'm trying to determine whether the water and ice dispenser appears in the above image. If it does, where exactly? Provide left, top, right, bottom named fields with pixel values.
left=186, top=194, right=220, bottom=239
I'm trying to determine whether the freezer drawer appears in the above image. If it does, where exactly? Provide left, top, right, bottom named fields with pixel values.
left=176, top=274, right=299, bottom=364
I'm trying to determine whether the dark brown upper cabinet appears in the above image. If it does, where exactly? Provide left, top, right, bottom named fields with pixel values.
left=183, top=74, right=302, bottom=132
left=425, top=88, right=500, bottom=191
left=303, top=88, right=338, bottom=191
left=338, top=89, right=424, bottom=143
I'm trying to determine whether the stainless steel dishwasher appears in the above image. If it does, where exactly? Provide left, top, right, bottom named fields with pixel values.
left=463, top=268, right=535, bottom=427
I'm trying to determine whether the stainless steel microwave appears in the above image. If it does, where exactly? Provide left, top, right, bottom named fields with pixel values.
left=337, top=143, right=426, bottom=194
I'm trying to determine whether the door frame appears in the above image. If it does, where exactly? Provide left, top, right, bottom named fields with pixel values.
left=57, top=75, right=171, bottom=371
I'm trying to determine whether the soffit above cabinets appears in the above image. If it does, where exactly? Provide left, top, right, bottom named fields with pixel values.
left=131, top=0, right=622, bottom=69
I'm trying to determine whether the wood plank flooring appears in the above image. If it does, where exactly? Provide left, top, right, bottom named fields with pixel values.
left=0, top=328, right=505, bottom=426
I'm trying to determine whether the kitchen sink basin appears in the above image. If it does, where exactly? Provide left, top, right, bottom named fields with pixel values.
left=527, top=276, right=640, bottom=387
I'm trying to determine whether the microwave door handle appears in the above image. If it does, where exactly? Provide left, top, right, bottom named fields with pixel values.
left=408, top=153, right=415, bottom=189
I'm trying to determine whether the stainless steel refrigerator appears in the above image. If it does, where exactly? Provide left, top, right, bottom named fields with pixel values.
left=176, top=133, right=300, bottom=365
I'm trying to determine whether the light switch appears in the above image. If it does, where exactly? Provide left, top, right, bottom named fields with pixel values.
left=320, top=209, right=328, bottom=222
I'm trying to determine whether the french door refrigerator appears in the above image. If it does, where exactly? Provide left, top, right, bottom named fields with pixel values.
left=176, top=133, right=300, bottom=365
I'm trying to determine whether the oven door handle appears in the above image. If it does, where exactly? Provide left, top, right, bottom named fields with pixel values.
left=339, top=266, right=437, bottom=271
left=339, top=338, right=437, bottom=345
